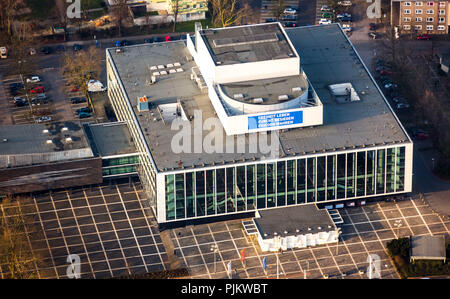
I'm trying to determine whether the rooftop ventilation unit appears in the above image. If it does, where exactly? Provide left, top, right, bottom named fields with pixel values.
left=252, top=98, right=263, bottom=104
left=291, top=87, right=303, bottom=92
left=137, top=96, right=149, bottom=112
left=278, top=95, right=289, bottom=101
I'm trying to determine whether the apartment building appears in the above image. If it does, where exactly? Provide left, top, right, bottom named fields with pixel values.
left=392, top=1, right=449, bottom=34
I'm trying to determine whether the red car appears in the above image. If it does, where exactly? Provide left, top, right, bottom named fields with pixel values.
left=165, top=35, right=171, bottom=42
left=416, top=34, right=431, bottom=40
left=379, top=69, right=393, bottom=76
left=70, top=85, right=80, bottom=92
left=30, top=86, right=44, bottom=94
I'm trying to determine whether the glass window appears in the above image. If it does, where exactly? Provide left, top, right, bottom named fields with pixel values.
left=257, top=164, right=266, bottom=209
left=165, top=175, right=175, bottom=220
left=357, top=151, right=366, bottom=197
left=286, top=160, right=296, bottom=205
left=206, top=170, right=215, bottom=215
left=186, top=172, right=195, bottom=218
left=386, top=148, right=396, bottom=193
left=395, top=147, right=405, bottom=192
left=306, top=158, right=316, bottom=202
left=366, top=150, right=376, bottom=195
left=216, top=168, right=226, bottom=214
left=346, top=153, right=356, bottom=198
left=337, top=154, right=346, bottom=199
left=326, top=155, right=336, bottom=201
left=226, top=167, right=236, bottom=212
left=247, top=165, right=256, bottom=210
left=175, top=174, right=185, bottom=219
left=317, top=156, right=326, bottom=202
left=276, top=161, right=286, bottom=206
left=296, top=159, right=306, bottom=204
left=267, top=163, right=276, bottom=207
left=236, top=166, right=246, bottom=211
left=376, top=149, right=386, bottom=194
left=196, top=171, right=205, bottom=216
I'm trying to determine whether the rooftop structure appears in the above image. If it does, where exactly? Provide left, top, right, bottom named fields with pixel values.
left=410, top=235, right=446, bottom=262
left=0, top=122, right=93, bottom=169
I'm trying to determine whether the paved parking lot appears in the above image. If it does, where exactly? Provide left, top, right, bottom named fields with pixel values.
left=0, top=179, right=167, bottom=279
left=170, top=197, right=449, bottom=279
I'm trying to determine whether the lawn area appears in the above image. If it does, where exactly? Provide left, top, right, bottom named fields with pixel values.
left=386, top=238, right=450, bottom=278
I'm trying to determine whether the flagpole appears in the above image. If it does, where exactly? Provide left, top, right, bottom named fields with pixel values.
left=276, top=253, right=279, bottom=279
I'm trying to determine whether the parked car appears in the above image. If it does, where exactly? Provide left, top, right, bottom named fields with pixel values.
left=379, top=69, right=393, bottom=76
left=338, top=0, right=352, bottom=6
left=40, top=46, right=51, bottom=54
left=29, top=48, right=36, bottom=55
left=412, top=129, right=429, bottom=140
left=391, top=97, right=404, bottom=103
left=321, top=5, right=331, bottom=11
left=30, top=86, right=45, bottom=94
left=144, top=38, right=152, bottom=43
left=26, top=75, right=41, bottom=83
left=70, top=85, right=80, bottom=92
left=396, top=103, right=410, bottom=109
left=384, top=82, right=398, bottom=90
left=342, top=24, right=352, bottom=32
left=265, top=18, right=277, bottom=23
left=76, top=107, right=92, bottom=114
left=322, top=12, right=334, bottom=18
left=337, top=13, right=351, bottom=19
left=87, top=80, right=106, bottom=92
left=36, top=116, right=51, bottom=123
left=9, top=82, right=24, bottom=94
left=282, top=15, right=296, bottom=21
left=78, top=112, right=91, bottom=119
left=369, top=23, right=376, bottom=30
left=73, top=44, right=82, bottom=51
left=14, top=96, right=26, bottom=104
left=153, top=36, right=163, bottom=43
left=337, top=15, right=351, bottom=22
left=319, top=19, right=332, bottom=25
left=32, top=93, right=46, bottom=100
left=56, top=44, right=65, bottom=52
left=71, top=97, right=87, bottom=104
left=164, top=36, right=171, bottom=42
left=284, top=7, right=297, bottom=15
left=416, top=34, right=431, bottom=40
left=284, top=21, right=297, bottom=27
left=368, top=32, right=377, bottom=39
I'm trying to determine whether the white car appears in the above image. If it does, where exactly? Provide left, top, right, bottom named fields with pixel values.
left=338, top=1, right=352, bottom=6
left=342, top=24, right=352, bottom=32
left=36, top=116, right=51, bottom=123
left=321, top=5, right=331, bottom=11
left=337, top=13, right=351, bottom=19
left=396, top=103, right=410, bottom=109
left=29, top=48, right=36, bottom=55
left=283, top=7, right=297, bottom=15
left=87, top=79, right=107, bottom=92
left=26, top=75, right=41, bottom=83
left=319, top=19, right=332, bottom=25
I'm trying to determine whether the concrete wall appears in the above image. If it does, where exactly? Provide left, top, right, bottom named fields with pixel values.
left=257, top=230, right=339, bottom=252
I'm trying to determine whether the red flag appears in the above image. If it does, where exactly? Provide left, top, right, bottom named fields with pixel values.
left=240, top=249, right=245, bottom=262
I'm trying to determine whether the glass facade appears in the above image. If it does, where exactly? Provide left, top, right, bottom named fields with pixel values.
left=102, top=156, right=139, bottom=177
left=163, top=146, right=408, bottom=221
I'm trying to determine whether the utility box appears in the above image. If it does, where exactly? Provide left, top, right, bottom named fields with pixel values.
left=137, top=96, right=149, bottom=112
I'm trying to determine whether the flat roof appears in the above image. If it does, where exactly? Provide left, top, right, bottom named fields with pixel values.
left=200, top=23, right=297, bottom=65
left=410, top=235, right=446, bottom=260
left=254, top=204, right=336, bottom=239
left=0, top=122, right=93, bottom=168
left=84, top=122, right=137, bottom=157
left=107, top=24, right=410, bottom=172
left=220, top=74, right=308, bottom=106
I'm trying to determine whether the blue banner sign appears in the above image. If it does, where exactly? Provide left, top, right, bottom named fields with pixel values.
left=248, top=111, right=303, bottom=130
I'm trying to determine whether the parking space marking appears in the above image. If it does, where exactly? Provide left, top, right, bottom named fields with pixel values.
left=189, top=226, right=212, bottom=279
left=395, top=203, right=415, bottom=236
left=410, top=199, right=435, bottom=235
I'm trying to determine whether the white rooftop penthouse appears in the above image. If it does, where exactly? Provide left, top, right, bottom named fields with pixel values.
left=186, top=22, right=323, bottom=135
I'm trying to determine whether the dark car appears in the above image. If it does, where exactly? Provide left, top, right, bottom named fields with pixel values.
left=78, top=112, right=91, bottom=119
left=337, top=16, right=352, bottom=22
left=56, top=44, right=65, bottom=52
left=144, top=39, right=152, bottom=43
left=71, top=97, right=87, bottom=104
left=121, top=40, right=129, bottom=46
left=73, top=44, right=82, bottom=51
left=179, top=34, right=187, bottom=40
left=265, top=18, right=277, bottom=23
left=284, top=22, right=297, bottom=27
left=282, top=15, right=297, bottom=21
left=40, top=46, right=51, bottom=54
left=9, top=82, right=24, bottom=94
left=369, top=23, right=376, bottom=30
left=76, top=107, right=92, bottom=114
left=412, top=129, right=429, bottom=140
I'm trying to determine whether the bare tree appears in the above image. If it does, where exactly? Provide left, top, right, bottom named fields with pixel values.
left=272, top=0, right=284, bottom=21
left=211, top=0, right=253, bottom=28
left=0, top=196, right=45, bottom=279
left=0, top=0, right=20, bottom=38
left=170, top=0, right=180, bottom=33
left=110, top=0, right=131, bottom=37
left=61, top=46, right=102, bottom=96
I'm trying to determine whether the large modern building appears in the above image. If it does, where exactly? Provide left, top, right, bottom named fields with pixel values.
left=106, top=23, right=413, bottom=227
